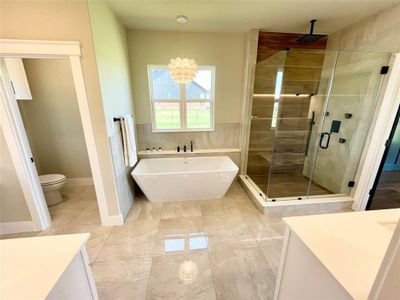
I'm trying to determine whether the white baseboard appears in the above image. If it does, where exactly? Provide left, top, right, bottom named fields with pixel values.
left=0, top=221, right=35, bottom=235
left=101, top=214, right=124, bottom=226
left=64, top=177, right=94, bottom=187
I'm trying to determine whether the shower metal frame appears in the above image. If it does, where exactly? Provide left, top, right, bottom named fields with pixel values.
left=238, top=36, right=400, bottom=211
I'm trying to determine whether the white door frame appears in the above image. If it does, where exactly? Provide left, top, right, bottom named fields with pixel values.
left=0, top=39, right=114, bottom=229
left=352, top=52, right=400, bottom=211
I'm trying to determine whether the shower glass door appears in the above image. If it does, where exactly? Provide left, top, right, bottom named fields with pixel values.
left=266, top=49, right=327, bottom=199
left=305, top=50, right=391, bottom=197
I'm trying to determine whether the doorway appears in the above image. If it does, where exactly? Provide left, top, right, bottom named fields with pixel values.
left=0, top=40, right=112, bottom=231
left=17, top=58, right=100, bottom=225
left=367, top=105, right=400, bottom=210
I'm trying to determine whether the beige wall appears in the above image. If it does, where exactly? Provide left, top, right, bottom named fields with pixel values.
left=0, top=129, right=31, bottom=223
left=88, top=1, right=135, bottom=136
left=0, top=0, right=120, bottom=216
left=88, top=1, right=135, bottom=217
left=18, top=59, right=92, bottom=179
left=127, top=30, right=245, bottom=124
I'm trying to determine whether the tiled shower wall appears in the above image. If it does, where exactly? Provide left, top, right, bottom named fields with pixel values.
left=302, top=52, right=391, bottom=194
left=136, top=123, right=240, bottom=151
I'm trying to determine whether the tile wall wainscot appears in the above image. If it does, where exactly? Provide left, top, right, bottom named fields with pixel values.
left=138, top=152, right=241, bottom=170
left=136, top=123, right=241, bottom=167
left=109, top=129, right=135, bottom=218
left=136, top=123, right=240, bottom=150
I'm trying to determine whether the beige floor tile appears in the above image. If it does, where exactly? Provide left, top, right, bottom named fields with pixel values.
left=223, top=182, right=249, bottom=199
left=41, top=223, right=113, bottom=263
left=209, top=246, right=276, bottom=300
left=157, top=217, right=204, bottom=236
left=203, top=215, right=258, bottom=249
left=92, top=257, right=152, bottom=300
left=154, top=217, right=207, bottom=256
left=199, top=198, right=241, bottom=217
left=259, top=238, right=284, bottom=276
left=245, top=217, right=286, bottom=241
left=3, top=182, right=353, bottom=299
left=74, top=202, right=102, bottom=225
left=126, top=199, right=163, bottom=223
left=146, top=251, right=216, bottom=300
left=237, top=198, right=263, bottom=217
left=161, top=201, right=202, bottom=219
left=96, top=221, right=158, bottom=262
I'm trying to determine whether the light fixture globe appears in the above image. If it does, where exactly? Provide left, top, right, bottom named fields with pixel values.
left=168, top=57, right=198, bottom=84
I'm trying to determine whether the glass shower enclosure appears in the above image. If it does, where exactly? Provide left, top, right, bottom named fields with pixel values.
left=244, top=49, right=390, bottom=201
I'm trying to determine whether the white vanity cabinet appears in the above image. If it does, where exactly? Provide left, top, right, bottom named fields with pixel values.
left=274, top=209, right=400, bottom=300
left=4, top=57, right=32, bottom=100
left=0, top=233, right=98, bottom=300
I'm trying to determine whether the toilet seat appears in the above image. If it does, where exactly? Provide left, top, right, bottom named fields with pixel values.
left=39, top=174, right=67, bottom=186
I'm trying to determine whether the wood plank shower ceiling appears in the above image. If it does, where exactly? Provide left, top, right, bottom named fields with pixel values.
left=248, top=32, right=331, bottom=198
left=256, top=32, right=327, bottom=62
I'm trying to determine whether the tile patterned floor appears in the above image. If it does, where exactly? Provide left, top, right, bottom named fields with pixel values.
left=1, top=182, right=350, bottom=300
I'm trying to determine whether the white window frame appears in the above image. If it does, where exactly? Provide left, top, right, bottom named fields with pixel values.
left=147, top=65, right=215, bottom=132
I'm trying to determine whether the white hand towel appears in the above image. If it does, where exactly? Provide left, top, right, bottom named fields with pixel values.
left=121, top=115, right=138, bottom=167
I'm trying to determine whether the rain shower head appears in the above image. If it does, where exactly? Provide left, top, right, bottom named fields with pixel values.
left=297, top=19, right=324, bottom=43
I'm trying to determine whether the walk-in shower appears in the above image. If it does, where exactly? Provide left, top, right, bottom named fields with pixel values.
left=240, top=46, right=391, bottom=205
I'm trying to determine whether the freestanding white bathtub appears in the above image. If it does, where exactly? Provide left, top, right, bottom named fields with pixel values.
left=131, top=156, right=239, bottom=202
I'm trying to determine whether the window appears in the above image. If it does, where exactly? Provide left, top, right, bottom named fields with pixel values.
left=148, top=65, right=215, bottom=131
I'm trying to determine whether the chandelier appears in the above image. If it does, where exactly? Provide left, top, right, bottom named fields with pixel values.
left=168, top=15, right=198, bottom=84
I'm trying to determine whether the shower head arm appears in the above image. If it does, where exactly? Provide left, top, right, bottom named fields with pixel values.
left=309, top=19, right=317, bottom=34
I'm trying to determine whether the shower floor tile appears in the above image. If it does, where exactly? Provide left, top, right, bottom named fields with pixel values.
left=1, top=181, right=350, bottom=300
left=249, top=173, right=333, bottom=198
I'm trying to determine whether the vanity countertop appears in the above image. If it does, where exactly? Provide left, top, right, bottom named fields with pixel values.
left=283, top=208, right=400, bottom=300
left=0, top=233, right=90, bottom=300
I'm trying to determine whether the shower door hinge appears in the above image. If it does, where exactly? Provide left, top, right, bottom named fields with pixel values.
left=348, top=181, right=355, bottom=187
left=380, top=66, right=389, bottom=74
left=385, top=139, right=392, bottom=147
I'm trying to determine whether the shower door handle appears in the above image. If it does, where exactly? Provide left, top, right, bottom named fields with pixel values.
left=319, top=132, right=331, bottom=149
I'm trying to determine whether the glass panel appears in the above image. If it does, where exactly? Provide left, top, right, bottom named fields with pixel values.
left=150, top=67, right=179, bottom=99
left=246, top=51, right=287, bottom=196
left=186, top=69, right=212, bottom=100
left=187, top=102, right=211, bottom=129
left=154, top=102, right=180, bottom=129
left=267, top=49, right=327, bottom=199
left=307, top=50, right=391, bottom=197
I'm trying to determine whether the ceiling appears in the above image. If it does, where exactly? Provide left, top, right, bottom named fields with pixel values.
left=107, top=0, right=400, bottom=34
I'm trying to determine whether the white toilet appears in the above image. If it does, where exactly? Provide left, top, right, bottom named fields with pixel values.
left=39, top=174, right=67, bottom=206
